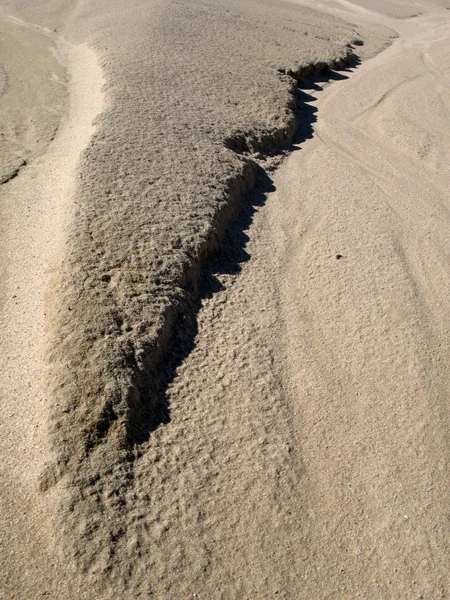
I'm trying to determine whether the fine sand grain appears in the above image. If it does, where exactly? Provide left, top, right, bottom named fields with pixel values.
left=1, top=0, right=450, bottom=597
left=0, top=14, right=66, bottom=184
left=0, top=27, right=104, bottom=596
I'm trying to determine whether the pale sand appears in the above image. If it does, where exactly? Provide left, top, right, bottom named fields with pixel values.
left=0, top=13, right=66, bottom=184
left=0, top=25, right=104, bottom=596
left=1, top=0, right=450, bottom=597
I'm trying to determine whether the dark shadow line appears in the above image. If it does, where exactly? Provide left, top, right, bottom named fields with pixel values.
left=127, top=60, right=359, bottom=445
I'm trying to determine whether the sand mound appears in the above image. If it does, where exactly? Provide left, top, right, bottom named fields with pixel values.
left=5, top=0, right=450, bottom=596
left=38, top=0, right=387, bottom=586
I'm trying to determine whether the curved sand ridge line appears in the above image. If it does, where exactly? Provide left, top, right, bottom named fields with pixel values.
left=0, top=15, right=104, bottom=597
left=39, top=3, right=389, bottom=589
left=69, top=0, right=448, bottom=596
left=176, top=0, right=450, bottom=596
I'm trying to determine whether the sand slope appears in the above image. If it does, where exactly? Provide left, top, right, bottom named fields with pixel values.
left=0, top=1, right=384, bottom=596
left=0, top=14, right=66, bottom=183
left=263, top=2, right=450, bottom=595
left=36, top=0, right=386, bottom=588
left=119, top=3, right=450, bottom=596
left=1, top=0, right=450, bottom=597
left=0, top=22, right=104, bottom=597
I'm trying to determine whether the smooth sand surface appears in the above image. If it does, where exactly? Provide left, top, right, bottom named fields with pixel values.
left=1, top=0, right=450, bottom=597
left=0, top=21, right=104, bottom=596
left=258, top=1, right=450, bottom=595
left=0, top=13, right=66, bottom=184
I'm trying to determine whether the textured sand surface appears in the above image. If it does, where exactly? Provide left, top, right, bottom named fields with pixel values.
left=1, top=0, right=450, bottom=597
left=21, top=1, right=385, bottom=594
left=0, top=13, right=66, bottom=184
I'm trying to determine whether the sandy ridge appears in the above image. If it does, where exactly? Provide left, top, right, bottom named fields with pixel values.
left=0, top=3, right=385, bottom=594
left=47, top=52, right=368, bottom=583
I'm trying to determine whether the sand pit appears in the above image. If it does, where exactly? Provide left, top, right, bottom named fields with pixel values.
left=1, top=0, right=450, bottom=597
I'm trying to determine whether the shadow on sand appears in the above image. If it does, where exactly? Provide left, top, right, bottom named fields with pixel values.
left=131, top=64, right=355, bottom=444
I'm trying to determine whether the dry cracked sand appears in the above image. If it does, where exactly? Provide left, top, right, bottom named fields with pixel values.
left=1, top=0, right=450, bottom=598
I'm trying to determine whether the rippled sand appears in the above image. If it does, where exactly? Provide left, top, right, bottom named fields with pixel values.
left=1, top=0, right=450, bottom=597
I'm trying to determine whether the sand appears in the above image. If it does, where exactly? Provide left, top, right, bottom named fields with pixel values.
left=1, top=0, right=450, bottom=597
left=0, top=14, right=66, bottom=184
left=0, top=19, right=104, bottom=596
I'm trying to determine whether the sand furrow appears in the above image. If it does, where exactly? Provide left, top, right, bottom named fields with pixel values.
left=1, top=0, right=450, bottom=597
left=0, top=28, right=104, bottom=597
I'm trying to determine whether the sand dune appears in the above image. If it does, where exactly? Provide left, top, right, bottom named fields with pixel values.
left=1, top=0, right=450, bottom=597
left=30, top=1, right=385, bottom=591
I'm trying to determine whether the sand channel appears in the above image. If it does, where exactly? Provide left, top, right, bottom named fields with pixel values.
left=0, top=19, right=104, bottom=596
